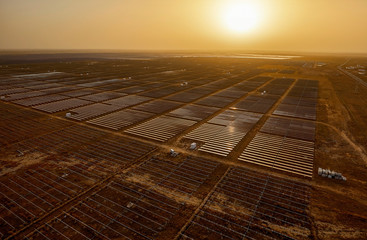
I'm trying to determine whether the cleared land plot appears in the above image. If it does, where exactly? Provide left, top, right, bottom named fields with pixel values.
left=180, top=167, right=311, bottom=239
left=239, top=133, right=314, bottom=178
left=88, top=109, right=154, bottom=130
left=33, top=98, right=92, bottom=113
left=68, top=103, right=121, bottom=121
left=167, top=104, right=219, bottom=121
left=125, top=116, right=197, bottom=142
left=260, top=116, right=316, bottom=142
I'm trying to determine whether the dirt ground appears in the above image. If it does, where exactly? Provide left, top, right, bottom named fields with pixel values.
left=308, top=58, right=367, bottom=239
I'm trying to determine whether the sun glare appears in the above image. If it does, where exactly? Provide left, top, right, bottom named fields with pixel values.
left=221, top=1, right=261, bottom=34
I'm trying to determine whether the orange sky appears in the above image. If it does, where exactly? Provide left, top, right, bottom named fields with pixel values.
left=1, top=0, right=366, bottom=53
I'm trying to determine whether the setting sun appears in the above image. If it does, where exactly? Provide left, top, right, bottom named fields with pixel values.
left=221, top=1, right=261, bottom=34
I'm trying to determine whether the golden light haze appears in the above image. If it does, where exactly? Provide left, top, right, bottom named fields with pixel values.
left=1, top=0, right=366, bottom=53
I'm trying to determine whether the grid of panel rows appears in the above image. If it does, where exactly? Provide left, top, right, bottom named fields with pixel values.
left=0, top=129, right=156, bottom=239
left=180, top=167, right=311, bottom=240
left=0, top=164, right=103, bottom=239
left=239, top=133, right=314, bottom=177
left=125, top=116, right=198, bottom=142
left=68, top=103, right=122, bottom=121
left=239, top=79, right=318, bottom=178
left=273, top=79, right=318, bottom=120
left=1, top=64, right=269, bottom=147
left=0, top=103, right=73, bottom=148
left=183, top=78, right=294, bottom=157
left=33, top=98, right=93, bottom=113
left=14, top=125, right=156, bottom=172
left=184, top=110, right=263, bottom=157
left=27, top=157, right=219, bottom=240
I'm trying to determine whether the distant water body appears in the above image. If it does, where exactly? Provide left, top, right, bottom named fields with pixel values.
left=0, top=52, right=300, bottom=64
left=175, top=54, right=300, bottom=60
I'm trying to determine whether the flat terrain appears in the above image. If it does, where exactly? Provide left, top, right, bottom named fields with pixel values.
left=0, top=53, right=366, bottom=239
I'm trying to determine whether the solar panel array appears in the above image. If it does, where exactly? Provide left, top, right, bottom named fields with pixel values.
left=239, top=79, right=318, bottom=178
left=27, top=157, right=219, bottom=240
left=260, top=117, right=316, bottom=141
left=167, top=104, right=219, bottom=121
left=13, top=94, right=70, bottom=106
left=131, top=99, right=182, bottom=114
left=0, top=122, right=156, bottom=239
left=0, top=103, right=73, bottom=148
left=0, top=63, right=273, bottom=146
left=78, top=91, right=126, bottom=102
left=0, top=59, right=318, bottom=239
left=88, top=109, right=154, bottom=130
left=68, top=103, right=121, bottom=121
left=231, top=94, right=279, bottom=113
left=258, top=78, right=295, bottom=96
left=125, top=115, right=197, bottom=142
left=273, top=79, right=318, bottom=120
left=180, top=167, right=311, bottom=239
left=33, top=98, right=92, bottom=113
left=239, top=133, right=314, bottom=177
left=185, top=110, right=263, bottom=157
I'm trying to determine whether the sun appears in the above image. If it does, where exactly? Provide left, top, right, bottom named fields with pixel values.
left=221, top=1, right=261, bottom=34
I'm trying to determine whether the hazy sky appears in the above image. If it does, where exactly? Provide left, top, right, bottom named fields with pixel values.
left=1, top=0, right=366, bottom=53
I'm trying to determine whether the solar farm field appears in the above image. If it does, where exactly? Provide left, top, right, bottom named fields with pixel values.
left=0, top=54, right=367, bottom=239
